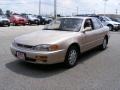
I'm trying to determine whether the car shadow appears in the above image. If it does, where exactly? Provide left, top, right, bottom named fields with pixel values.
left=78, top=47, right=103, bottom=64
left=6, top=60, right=67, bottom=78
left=6, top=47, right=104, bottom=78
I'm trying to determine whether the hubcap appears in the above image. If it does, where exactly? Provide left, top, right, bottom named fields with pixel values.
left=68, top=49, right=77, bottom=66
left=103, top=39, right=107, bottom=49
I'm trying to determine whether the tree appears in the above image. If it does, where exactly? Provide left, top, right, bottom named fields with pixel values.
left=6, top=10, right=12, bottom=18
left=0, top=8, right=3, bottom=15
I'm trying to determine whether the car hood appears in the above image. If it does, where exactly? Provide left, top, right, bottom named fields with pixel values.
left=107, top=21, right=120, bottom=24
left=0, top=18, right=9, bottom=21
left=15, top=30, right=78, bottom=46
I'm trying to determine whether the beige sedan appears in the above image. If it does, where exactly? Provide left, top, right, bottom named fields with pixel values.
left=10, top=17, right=110, bottom=68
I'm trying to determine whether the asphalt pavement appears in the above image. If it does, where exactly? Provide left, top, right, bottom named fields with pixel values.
left=0, top=26, right=120, bottom=90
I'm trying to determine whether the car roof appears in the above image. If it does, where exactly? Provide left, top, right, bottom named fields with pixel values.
left=59, top=16, right=92, bottom=20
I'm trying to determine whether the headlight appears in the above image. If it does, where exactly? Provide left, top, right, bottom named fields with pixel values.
left=114, top=24, right=119, bottom=26
left=33, top=44, right=59, bottom=51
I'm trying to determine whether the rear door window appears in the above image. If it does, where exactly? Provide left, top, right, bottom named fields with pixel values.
left=92, top=18, right=103, bottom=30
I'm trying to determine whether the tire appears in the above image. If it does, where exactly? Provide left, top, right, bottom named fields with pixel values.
left=37, top=22, right=40, bottom=25
left=108, top=25, right=113, bottom=31
left=7, top=23, right=10, bottom=27
left=23, top=23, right=26, bottom=26
left=99, top=37, right=108, bottom=50
left=42, top=22, right=45, bottom=25
left=64, top=46, right=79, bottom=68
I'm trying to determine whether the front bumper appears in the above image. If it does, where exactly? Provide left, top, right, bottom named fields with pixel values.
left=0, top=21, right=10, bottom=26
left=29, top=20, right=40, bottom=24
left=113, top=24, right=120, bottom=30
left=10, top=45, right=66, bottom=64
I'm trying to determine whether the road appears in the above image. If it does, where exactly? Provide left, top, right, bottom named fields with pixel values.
left=0, top=26, right=120, bottom=90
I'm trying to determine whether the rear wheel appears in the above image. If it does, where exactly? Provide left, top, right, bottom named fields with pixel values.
left=64, top=46, right=79, bottom=68
left=108, top=25, right=113, bottom=31
left=99, top=37, right=108, bottom=50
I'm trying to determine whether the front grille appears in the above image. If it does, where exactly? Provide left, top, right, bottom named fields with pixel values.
left=19, top=20, right=24, bottom=22
left=17, top=43, right=34, bottom=49
left=3, top=21, right=8, bottom=23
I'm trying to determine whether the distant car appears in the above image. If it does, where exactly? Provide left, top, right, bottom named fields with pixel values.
left=110, top=17, right=120, bottom=23
left=10, top=15, right=27, bottom=26
left=99, top=16, right=120, bottom=31
left=0, top=15, right=10, bottom=26
left=21, top=15, right=40, bottom=25
left=37, top=15, right=53, bottom=25
left=37, top=15, right=46, bottom=25
left=10, top=17, right=110, bottom=68
left=43, top=17, right=53, bottom=24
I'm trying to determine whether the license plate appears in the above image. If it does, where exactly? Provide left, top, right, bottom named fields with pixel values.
left=16, top=52, right=25, bottom=60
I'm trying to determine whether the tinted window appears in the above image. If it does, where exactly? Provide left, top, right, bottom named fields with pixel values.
left=92, top=18, right=103, bottom=29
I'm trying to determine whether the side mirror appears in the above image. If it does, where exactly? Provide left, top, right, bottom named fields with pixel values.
left=82, top=27, right=92, bottom=33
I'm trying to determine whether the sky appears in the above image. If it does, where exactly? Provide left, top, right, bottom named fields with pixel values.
left=0, top=0, right=120, bottom=16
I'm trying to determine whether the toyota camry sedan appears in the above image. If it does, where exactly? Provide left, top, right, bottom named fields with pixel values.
left=10, top=17, right=110, bottom=68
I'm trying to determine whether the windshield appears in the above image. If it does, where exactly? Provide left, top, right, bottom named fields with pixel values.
left=103, top=17, right=112, bottom=21
left=0, top=16, right=7, bottom=19
left=28, top=15, right=37, bottom=19
left=111, top=18, right=120, bottom=22
left=44, top=18, right=83, bottom=32
left=14, top=15, right=22, bottom=19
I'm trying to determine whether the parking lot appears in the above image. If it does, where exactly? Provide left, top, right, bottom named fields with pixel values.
left=0, top=26, right=120, bottom=90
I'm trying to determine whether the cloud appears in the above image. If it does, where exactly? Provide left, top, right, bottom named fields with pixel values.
left=0, top=0, right=120, bottom=15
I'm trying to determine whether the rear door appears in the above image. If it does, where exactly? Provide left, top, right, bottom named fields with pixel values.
left=91, top=17, right=105, bottom=46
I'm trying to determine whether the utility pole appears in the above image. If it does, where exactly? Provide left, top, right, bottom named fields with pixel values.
left=39, top=0, right=41, bottom=15
left=93, top=10, right=96, bottom=14
left=77, top=7, right=79, bottom=15
left=103, top=0, right=108, bottom=16
left=116, top=9, right=118, bottom=15
left=54, top=0, right=57, bottom=19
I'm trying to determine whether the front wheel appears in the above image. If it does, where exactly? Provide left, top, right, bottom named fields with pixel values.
left=64, top=46, right=79, bottom=68
left=8, top=24, right=10, bottom=27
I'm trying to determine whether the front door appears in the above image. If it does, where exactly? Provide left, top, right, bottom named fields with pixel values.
left=82, top=18, right=103, bottom=52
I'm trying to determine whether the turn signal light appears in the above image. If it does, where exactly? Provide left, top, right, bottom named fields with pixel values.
left=49, top=45, right=59, bottom=51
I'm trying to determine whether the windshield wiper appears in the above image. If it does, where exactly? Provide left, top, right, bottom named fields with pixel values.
left=43, top=28, right=60, bottom=30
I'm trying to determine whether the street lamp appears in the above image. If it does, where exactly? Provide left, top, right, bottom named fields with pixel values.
left=103, top=0, right=109, bottom=16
